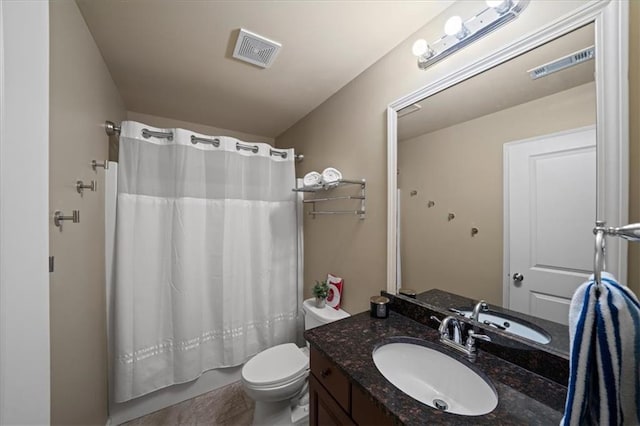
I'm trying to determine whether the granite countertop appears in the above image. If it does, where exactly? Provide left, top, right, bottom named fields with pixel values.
left=305, top=311, right=567, bottom=425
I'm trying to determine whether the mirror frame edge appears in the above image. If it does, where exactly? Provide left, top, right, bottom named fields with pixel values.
left=385, top=0, right=629, bottom=296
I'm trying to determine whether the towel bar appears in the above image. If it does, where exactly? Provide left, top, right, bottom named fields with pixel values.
left=593, top=221, right=640, bottom=289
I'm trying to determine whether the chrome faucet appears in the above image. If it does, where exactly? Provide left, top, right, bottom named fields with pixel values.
left=434, top=315, right=463, bottom=344
left=431, top=315, right=491, bottom=361
left=470, top=300, right=489, bottom=322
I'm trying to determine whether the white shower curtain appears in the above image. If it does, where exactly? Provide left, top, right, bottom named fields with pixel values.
left=113, top=121, right=298, bottom=402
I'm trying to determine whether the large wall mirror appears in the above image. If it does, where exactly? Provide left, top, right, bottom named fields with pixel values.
left=386, top=1, right=628, bottom=356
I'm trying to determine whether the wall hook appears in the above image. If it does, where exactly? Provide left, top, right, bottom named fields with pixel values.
left=76, top=180, right=97, bottom=195
left=448, top=212, right=455, bottom=221
left=54, top=210, right=80, bottom=230
left=410, top=190, right=418, bottom=197
left=427, top=200, right=435, bottom=208
left=471, top=227, right=479, bottom=237
left=91, top=160, right=109, bottom=171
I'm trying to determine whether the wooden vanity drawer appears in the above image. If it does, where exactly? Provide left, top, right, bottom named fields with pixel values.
left=310, top=347, right=351, bottom=413
left=310, top=374, right=355, bottom=426
left=351, top=384, right=393, bottom=426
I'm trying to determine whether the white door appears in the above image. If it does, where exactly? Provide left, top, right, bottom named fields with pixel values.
left=505, top=126, right=596, bottom=325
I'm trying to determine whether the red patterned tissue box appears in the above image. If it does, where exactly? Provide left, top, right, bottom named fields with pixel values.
left=326, top=273, right=344, bottom=310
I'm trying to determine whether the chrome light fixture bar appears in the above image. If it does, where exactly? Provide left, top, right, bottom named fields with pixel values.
left=413, top=0, right=529, bottom=70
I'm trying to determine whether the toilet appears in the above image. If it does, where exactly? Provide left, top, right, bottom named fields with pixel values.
left=241, top=298, right=350, bottom=425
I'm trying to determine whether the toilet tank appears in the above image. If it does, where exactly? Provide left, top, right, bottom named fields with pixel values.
left=302, top=298, right=350, bottom=330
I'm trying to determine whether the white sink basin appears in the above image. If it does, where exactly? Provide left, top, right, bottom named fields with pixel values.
left=459, top=310, right=551, bottom=344
left=372, top=340, right=498, bottom=416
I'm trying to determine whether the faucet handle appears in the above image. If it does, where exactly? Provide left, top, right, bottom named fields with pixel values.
left=467, top=329, right=491, bottom=344
left=464, top=330, right=491, bottom=362
left=430, top=316, right=445, bottom=336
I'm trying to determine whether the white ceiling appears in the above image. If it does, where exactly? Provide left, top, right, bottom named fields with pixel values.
left=398, top=23, right=595, bottom=141
left=76, top=0, right=454, bottom=138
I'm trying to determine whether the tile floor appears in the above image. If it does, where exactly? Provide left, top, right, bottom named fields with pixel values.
left=121, top=381, right=255, bottom=426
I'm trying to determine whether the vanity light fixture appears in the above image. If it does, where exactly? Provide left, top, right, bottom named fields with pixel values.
left=411, top=39, right=435, bottom=68
left=486, top=0, right=513, bottom=15
left=412, top=0, right=529, bottom=70
left=444, top=16, right=468, bottom=40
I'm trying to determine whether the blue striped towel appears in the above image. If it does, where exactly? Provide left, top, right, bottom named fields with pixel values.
left=562, top=272, right=640, bottom=425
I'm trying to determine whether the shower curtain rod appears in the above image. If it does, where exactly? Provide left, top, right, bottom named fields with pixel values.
left=105, top=120, right=304, bottom=162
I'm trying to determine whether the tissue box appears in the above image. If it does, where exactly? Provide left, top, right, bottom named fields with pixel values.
left=326, top=273, right=344, bottom=310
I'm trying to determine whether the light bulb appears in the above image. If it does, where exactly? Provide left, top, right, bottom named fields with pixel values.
left=486, top=0, right=512, bottom=14
left=444, top=16, right=463, bottom=37
left=412, top=39, right=428, bottom=57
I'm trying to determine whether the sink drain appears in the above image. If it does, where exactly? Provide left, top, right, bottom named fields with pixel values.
left=433, top=399, right=448, bottom=411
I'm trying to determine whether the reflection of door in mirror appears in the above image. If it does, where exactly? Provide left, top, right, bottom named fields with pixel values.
left=397, top=24, right=595, bottom=325
left=506, top=126, right=595, bottom=325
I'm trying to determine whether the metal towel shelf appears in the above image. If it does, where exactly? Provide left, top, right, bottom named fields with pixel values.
left=293, top=179, right=366, bottom=219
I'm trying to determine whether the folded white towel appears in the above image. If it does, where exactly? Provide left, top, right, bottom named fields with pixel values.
left=303, top=171, right=322, bottom=188
left=562, top=272, right=640, bottom=425
left=321, top=167, right=342, bottom=186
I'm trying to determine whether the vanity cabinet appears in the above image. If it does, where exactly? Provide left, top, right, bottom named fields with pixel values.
left=309, top=347, right=393, bottom=426
left=309, top=375, right=354, bottom=426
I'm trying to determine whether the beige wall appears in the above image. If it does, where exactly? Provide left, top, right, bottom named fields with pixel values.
left=49, top=1, right=126, bottom=424
left=398, top=83, right=595, bottom=305
left=276, top=1, right=608, bottom=314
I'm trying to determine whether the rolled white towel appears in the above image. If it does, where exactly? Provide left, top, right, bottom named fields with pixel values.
left=303, top=171, right=322, bottom=188
left=321, top=167, right=342, bottom=186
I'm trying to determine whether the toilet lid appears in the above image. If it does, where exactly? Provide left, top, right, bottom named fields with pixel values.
left=242, top=343, right=309, bottom=387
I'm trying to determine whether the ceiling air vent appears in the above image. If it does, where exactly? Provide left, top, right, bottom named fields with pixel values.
left=527, top=45, right=595, bottom=80
left=232, top=28, right=282, bottom=69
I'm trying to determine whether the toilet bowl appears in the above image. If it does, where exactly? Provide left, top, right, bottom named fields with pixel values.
left=241, top=298, right=349, bottom=425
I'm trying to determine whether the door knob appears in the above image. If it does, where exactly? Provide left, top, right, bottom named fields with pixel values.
left=512, top=273, right=524, bottom=282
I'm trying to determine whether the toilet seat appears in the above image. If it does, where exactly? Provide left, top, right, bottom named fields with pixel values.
left=242, top=343, right=309, bottom=389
